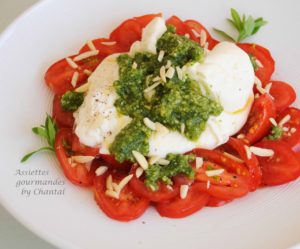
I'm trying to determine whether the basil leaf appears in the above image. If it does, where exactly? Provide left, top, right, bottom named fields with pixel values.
left=32, top=127, right=47, bottom=139
left=213, top=28, right=236, bottom=42
left=21, top=146, right=54, bottom=163
left=230, top=8, right=243, bottom=31
left=45, top=114, right=57, bottom=147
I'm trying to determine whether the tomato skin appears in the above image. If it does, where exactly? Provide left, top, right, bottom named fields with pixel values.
left=255, top=140, right=300, bottom=186
left=240, top=94, right=276, bottom=145
left=99, top=154, right=132, bottom=169
left=129, top=165, right=180, bottom=202
left=71, top=134, right=100, bottom=157
left=55, top=129, right=96, bottom=187
left=94, top=169, right=149, bottom=221
left=237, top=43, right=275, bottom=86
left=155, top=183, right=209, bottom=218
left=269, top=81, right=296, bottom=113
left=134, top=13, right=162, bottom=27
left=166, top=16, right=188, bottom=35
left=52, top=95, right=74, bottom=128
left=227, top=138, right=262, bottom=191
left=206, top=197, right=233, bottom=207
left=184, top=20, right=219, bottom=49
left=277, top=107, right=300, bottom=153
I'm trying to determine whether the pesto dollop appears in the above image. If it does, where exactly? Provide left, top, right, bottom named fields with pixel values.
left=110, top=28, right=223, bottom=162
left=145, top=154, right=195, bottom=191
left=61, top=91, right=84, bottom=111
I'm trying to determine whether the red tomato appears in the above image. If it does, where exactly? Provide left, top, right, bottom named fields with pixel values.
left=192, top=148, right=249, bottom=176
left=99, top=154, right=131, bottom=169
left=269, top=81, right=296, bottom=113
left=227, top=138, right=262, bottom=191
left=45, top=53, right=105, bottom=95
left=196, top=161, right=249, bottom=199
left=129, top=165, right=180, bottom=202
left=54, top=128, right=97, bottom=187
left=277, top=107, right=300, bottom=153
left=206, top=197, right=233, bottom=207
left=255, top=140, right=300, bottom=186
left=166, top=16, right=188, bottom=35
left=237, top=43, right=275, bottom=86
left=184, top=20, right=219, bottom=49
left=110, top=19, right=142, bottom=50
left=134, top=13, right=162, bottom=28
left=239, top=94, right=276, bottom=145
left=94, top=169, right=149, bottom=221
left=79, top=38, right=126, bottom=54
left=52, top=95, right=74, bottom=128
left=71, top=134, right=100, bottom=157
left=155, top=183, right=209, bottom=218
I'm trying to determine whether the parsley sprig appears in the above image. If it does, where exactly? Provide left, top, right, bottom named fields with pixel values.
left=21, top=114, right=57, bottom=162
left=214, top=8, right=267, bottom=42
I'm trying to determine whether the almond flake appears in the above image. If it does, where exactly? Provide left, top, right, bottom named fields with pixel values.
left=106, top=175, right=113, bottom=191
left=95, top=166, right=108, bottom=176
left=249, top=146, right=274, bottom=157
left=87, top=40, right=97, bottom=51
left=279, top=114, right=291, bottom=127
left=71, top=155, right=94, bottom=163
left=180, top=185, right=189, bottom=199
left=66, top=58, right=78, bottom=69
left=136, top=167, right=144, bottom=178
left=155, top=122, right=169, bottom=135
left=157, top=158, right=170, bottom=166
left=101, top=41, right=117, bottom=46
left=158, top=50, right=165, bottom=62
left=71, top=72, right=79, bottom=88
left=144, top=81, right=161, bottom=93
left=73, top=50, right=99, bottom=62
left=166, top=66, right=175, bottom=79
left=176, top=66, right=183, bottom=80
left=269, top=117, right=277, bottom=127
left=132, top=62, right=138, bottom=69
left=105, top=189, right=119, bottom=199
left=200, top=30, right=207, bottom=47
left=223, top=152, right=244, bottom=163
left=75, top=82, right=90, bottom=93
left=143, top=117, right=156, bottom=131
left=160, top=66, right=167, bottom=83
left=132, top=151, right=148, bottom=170
left=244, top=145, right=252, bottom=160
left=205, top=169, right=224, bottom=177
left=195, top=157, right=204, bottom=169
left=256, top=59, right=264, bottom=68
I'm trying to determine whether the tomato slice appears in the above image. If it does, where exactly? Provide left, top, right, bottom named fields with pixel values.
left=277, top=107, right=300, bottom=153
left=268, top=81, right=296, bottom=113
left=206, top=197, right=233, bottom=207
left=237, top=43, right=275, bottom=86
left=129, top=165, right=180, bottom=202
left=183, top=20, right=219, bottom=49
left=79, top=38, right=126, bottom=54
left=94, top=169, right=149, bottom=221
left=110, top=19, right=142, bottom=50
left=71, top=134, right=100, bottom=157
left=255, top=140, right=300, bottom=186
left=192, top=148, right=249, bottom=176
left=195, top=161, right=249, bottom=199
left=155, top=183, right=209, bottom=218
left=166, top=16, right=188, bottom=35
left=45, top=53, right=105, bottom=95
left=99, top=154, right=131, bottom=169
left=239, top=94, right=276, bottom=145
left=52, top=95, right=74, bottom=128
left=227, top=138, right=262, bottom=190
left=134, top=13, right=162, bottom=27
left=54, top=128, right=96, bottom=187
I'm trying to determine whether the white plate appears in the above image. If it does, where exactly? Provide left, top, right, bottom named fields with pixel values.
left=0, top=0, right=300, bottom=248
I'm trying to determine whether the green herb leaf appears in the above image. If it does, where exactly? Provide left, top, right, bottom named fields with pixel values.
left=21, top=115, right=57, bottom=163
left=267, top=125, right=283, bottom=140
left=214, top=8, right=267, bottom=42
left=21, top=146, right=54, bottom=163
left=61, top=91, right=84, bottom=111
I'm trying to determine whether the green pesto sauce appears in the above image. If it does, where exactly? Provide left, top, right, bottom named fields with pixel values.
left=110, top=28, right=223, bottom=163
left=61, top=91, right=84, bottom=111
left=145, top=154, right=195, bottom=190
left=267, top=125, right=283, bottom=140
left=110, top=119, right=151, bottom=162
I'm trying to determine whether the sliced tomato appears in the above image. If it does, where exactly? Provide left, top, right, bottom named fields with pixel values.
left=195, top=161, right=249, bottom=199
left=110, top=19, right=142, bottom=50
left=100, top=154, right=131, bottom=169
left=206, top=197, right=233, bottom=207
left=45, top=53, right=105, bottom=95
left=52, top=95, right=74, bottom=128
left=239, top=94, right=276, bottom=145
left=71, top=134, right=100, bottom=157
left=255, top=140, right=300, bottom=186
left=79, top=38, right=126, bottom=54
left=155, top=183, right=209, bottom=218
left=237, top=43, right=275, bottom=86
left=94, top=169, right=149, bottom=221
left=166, top=15, right=188, bottom=35
left=192, top=148, right=249, bottom=176
left=129, top=164, right=180, bottom=202
left=277, top=107, right=300, bottom=153
left=268, top=81, right=296, bottom=113
left=184, top=20, right=219, bottom=49
left=54, top=128, right=97, bottom=187
left=134, top=13, right=162, bottom=28
left=227, top=138, right=262, bottom=190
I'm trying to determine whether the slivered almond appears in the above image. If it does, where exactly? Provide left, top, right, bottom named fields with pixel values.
left=66, top=57, right=78, bottom=69
left=244, top=145, right=252, bottom=160
left=160, top=66, right=167, bottom=83
left=256, top=59, right=263, bottom=68
left=166, top=60, right=172, bottom=69
left=132, top=151, right=148, bottom=170
left=206, top=181, right=211, bottom=189
left=237, top=134, right=245, bottom=139
left=87, top=40, right=96, bottom=51
left=143, top=117, right=156, bottom=131
left=75, top=82, right=90, bottom=93
left=223, top=152, right=244, bottom=163
left=191, top=29, right=200, bottom=38
left=132, top=62, right=138, bottom=69
left=249, top=146, right=274, bottom=157
left=73, top=50, right=99, bottom=61
left=279, top=114, right=291, bottom=127
left=166, top=66, right=175, bottom=79
left=106, top=175, right=113, bottom=191
left=117, top=174, right=133, bottom=193
left=84, top=69, right=92, bottom=76
left=254, top=76, right=262, bottom=87
left=95, top=166, right=108, bottom=176
left=158, top=50, right=165, bottom=62
left=135, top=167, right=144, bottom=178
left=71, top=72, right=79, bottom=88
left=180, top=185, right=189, bottom=199
left=157, top=158, right=170, bottom=166
left=71, top=156, right=94, bottom=163
left=101, top=41, right=117, bottom=46
left=105, top=190, right=119, bottom=199
left=205, top=169, right=224, bottom=177
left=200, top=30, right=207, bottom=47
left=176, top=66, right=183, bottom=80
left=196, top=157, right=203, bottom=169
left=155, top=122, right=169, bottom=135
left=269, top=117, right=277, bottom=126
left=144, top=82, right=161, bottom=93
left=181, top=123, right=185, bottom=134
left=291, top=127, right=297, bottom=133
left=149, top=156, right=160, bottom=165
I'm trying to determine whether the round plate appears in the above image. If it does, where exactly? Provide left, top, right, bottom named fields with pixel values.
left=0, top=0, right=300, bottom=248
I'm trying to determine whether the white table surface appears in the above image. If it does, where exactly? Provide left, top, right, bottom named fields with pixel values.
left=0, top=1, right=56, bottom=248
